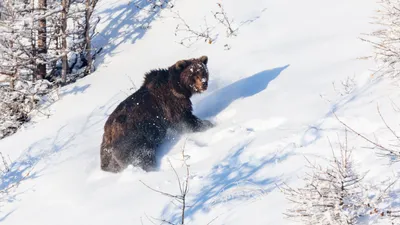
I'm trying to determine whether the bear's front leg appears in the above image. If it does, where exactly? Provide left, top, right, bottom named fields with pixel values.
left=183, top=111, right=214, bottom=132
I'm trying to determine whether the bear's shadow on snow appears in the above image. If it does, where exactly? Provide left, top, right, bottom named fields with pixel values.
left=93, top=0, right=165, bottom=68
left=155, top=65, right=289, bottom=168
left=155, top=66, right=292, bottom=223
left=160, top=141, right=294, bottom=224
left=194, top=65, right=290, bottom=119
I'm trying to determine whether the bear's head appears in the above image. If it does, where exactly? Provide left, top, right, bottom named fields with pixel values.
left=171, top=56, right=209, bottom=95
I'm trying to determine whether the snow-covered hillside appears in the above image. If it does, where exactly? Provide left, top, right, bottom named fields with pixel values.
left=0, top=0, right=399, bottom=224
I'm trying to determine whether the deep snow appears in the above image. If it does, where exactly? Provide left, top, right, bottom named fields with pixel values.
left=1, top=0, right=399, bottom=224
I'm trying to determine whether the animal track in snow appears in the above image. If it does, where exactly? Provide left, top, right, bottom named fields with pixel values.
left=210, top=124, right=254, bottom=144
left=243, top=117, right=287, bottom=132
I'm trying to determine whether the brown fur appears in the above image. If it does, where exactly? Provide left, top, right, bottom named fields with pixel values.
left=100, top=56, right=213, bottom=173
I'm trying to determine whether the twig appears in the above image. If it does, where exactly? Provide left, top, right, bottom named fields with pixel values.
left=377, top=104, right=400, bottom=142
left=212, top=3, right=237, bottom=37
left=173, top=11, right=214, bottom=47
left=139, top=138, right=191, bottom=224
left=333, top=112, right=399, bottom=157
left=139, top=180, right=182, bottom=200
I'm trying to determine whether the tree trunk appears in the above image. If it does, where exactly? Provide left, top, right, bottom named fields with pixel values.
left=37, top=0, right=47, bottom=80
left=61, top=0, right=69, bottom=83
left=85, top=0, right=98, bottom=75
left=84, top=0, right=92, bottom=75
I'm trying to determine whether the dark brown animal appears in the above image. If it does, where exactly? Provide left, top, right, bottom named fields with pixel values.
left=100, top=56, right=213, bottom=173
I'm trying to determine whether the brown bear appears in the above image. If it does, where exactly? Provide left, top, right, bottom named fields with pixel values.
left=100, top=56, right=213, bottom=173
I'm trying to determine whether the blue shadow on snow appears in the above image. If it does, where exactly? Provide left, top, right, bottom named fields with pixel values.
left=156, top=65, right=291, bottom=223
left=93, top=0, right=166, bottom=68
left=160, top=140, right=292, bottom=224
left=155, top=65, right=289, bottom=169
left=60, top=84, right=91, bottom=96
left=195, top=65, right=290, bottom=118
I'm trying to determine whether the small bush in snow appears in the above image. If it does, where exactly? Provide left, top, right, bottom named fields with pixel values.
left=332, top=75, right=357, bottom=97
left=281, top=133, right=399, bottom=225
left=361, top=0, right=400, bottom=77
left=173, top=3, right=266, bottom=48
left=212, top=3, right=238, bottom=37
left=173, top=11, right=215, bottom=48
left=173, top=3, right=238, bottom=48
left=0, top=79, right=53, bottom=139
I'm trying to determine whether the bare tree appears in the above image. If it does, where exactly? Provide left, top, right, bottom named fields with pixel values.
left=60, top=0, right=69, bottom=83
left=84, top=0, right=99, bottom=75
left=0, top=0, right=100, bottom=138
left=37, top=0, right=47, bottom=80
left=0, top=2, right=5, bottom=20
left=0, top=0, right=36, bottom=80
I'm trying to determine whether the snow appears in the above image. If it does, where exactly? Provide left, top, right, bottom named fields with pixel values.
left=0, top=0, right=399, bottom=224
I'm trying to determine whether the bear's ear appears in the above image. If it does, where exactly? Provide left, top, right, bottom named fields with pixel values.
left=175, top=60, right=188, bottom=71
left=199, top=55, right=208, bottom=65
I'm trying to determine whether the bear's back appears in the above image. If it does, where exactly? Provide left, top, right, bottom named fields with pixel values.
left=109, top=87, right=163, bottom=124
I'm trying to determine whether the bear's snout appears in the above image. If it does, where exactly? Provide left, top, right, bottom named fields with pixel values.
left=193, top=76, right=208, bottom=93
left=202, top=79, right=208, bottom=90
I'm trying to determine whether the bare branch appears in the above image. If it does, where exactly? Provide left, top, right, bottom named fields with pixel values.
left=333, top=112, right=400, bottom=161
left=139, top=138, right=191, bottom=224
left=212, top=3, right=238, bottom=37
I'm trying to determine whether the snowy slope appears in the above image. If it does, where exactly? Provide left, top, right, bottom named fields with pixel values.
left=0, top=0, right=398, bottom=224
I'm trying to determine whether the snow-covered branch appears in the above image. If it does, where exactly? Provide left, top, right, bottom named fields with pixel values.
left=361, top=0, right=400, bottom=77
left=281, top=131, right=400, bottom=224
left=0, top=0, right=100, bottom=139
